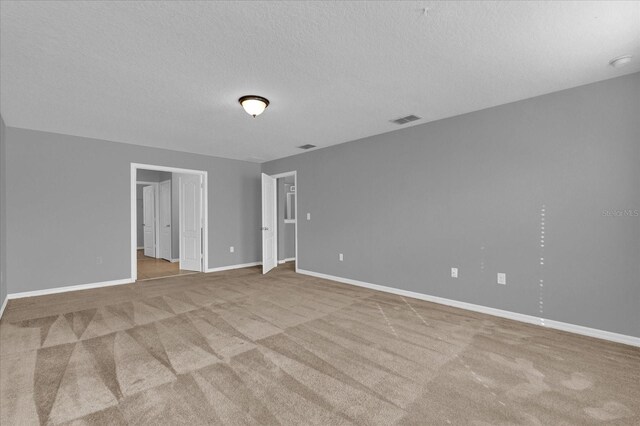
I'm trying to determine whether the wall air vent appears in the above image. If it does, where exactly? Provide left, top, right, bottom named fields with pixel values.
left=391, top=115, right=421, bottom=125
left=298, top=144, right=317, bottom=150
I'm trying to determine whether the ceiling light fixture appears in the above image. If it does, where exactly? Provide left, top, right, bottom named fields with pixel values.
left=239, top=95, right=270, bottom=118
left=609, top=55, right=632, bottom=68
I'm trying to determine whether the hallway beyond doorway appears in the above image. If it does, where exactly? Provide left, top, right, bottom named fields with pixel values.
left=136, top=249, right=196, bottom=281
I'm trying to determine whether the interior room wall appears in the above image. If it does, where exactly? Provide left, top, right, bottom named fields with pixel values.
left=0, top=114, right=7, bottom=310
left=277, top=176, right=296, bottom=261
left=5, top=130, right=261, bottom=293
left=136, top=169, right=171, bottom=183
left=263, top=72, right=640, bottom=338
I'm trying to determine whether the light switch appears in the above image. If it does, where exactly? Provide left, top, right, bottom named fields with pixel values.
left=451, top=267, right=458, bottom=278
left=497, top=273, right=506, bottom=285
left=306, top=213, right=311, bottom=221
left=230, top=246, right=234, bottom=253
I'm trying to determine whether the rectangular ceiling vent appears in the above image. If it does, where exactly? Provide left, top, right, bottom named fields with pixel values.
left=391, top=115, right=421, bottom=125
left=298, top=144, right=317, bottom=150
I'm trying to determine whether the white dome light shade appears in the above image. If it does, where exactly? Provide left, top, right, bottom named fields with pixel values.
left=239, top=95, right=270, bottom=117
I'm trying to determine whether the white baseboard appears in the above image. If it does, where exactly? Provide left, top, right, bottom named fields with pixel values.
left=7, top=278, right=135, bottom=300
left=278, top=258, right=296, bottom=264
left=137, top=246, right=143, bottom=250
left=297, top=269, right=640, bottom=348
left=170, top=258, right=180, bottom=263
left=0, top=295, right=8, bottom=320
left=206, top=262, right=261, bottom=273
left=4, top=261, right=262, bottom=303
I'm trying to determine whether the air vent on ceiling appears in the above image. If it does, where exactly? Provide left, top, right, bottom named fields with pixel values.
left=298, top=144, right=317, bottom=150
left=391, top=115, right=421, bottom=125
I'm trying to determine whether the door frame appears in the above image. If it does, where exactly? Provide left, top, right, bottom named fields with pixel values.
left=137, top=181, right=160, bottom=257
left=268, top=171, right=298, bottom=273
left=131, top=163, right=208, bottom=281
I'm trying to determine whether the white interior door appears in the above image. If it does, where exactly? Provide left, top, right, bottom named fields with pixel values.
left=180, top=174, right=202, bottom=271
left=159, top=180, right=172, bottom=261
left=261, top=173, right=277, bottom=274
left=142, top=185, right=156, bottom=257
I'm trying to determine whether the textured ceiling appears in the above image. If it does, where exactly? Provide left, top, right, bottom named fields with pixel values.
left=1, top=1, right=639, bottom=162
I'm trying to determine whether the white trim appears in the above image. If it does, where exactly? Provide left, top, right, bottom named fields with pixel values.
left=132, top=163, right=209, bottom=281
left=169, top=258, right=180, bottom=263
left=269, top=171, right=298, bottom=273
left=296, top=269, right=640, bottom=348
left=0, top=296, right=8, bottom=319
left=137, top=246, right=143, bottom=250
left=278, top=258, right=296, bottom=264
left=7, top=278, right=134, bottom=300
left=206, top=262, right=261, bottom=273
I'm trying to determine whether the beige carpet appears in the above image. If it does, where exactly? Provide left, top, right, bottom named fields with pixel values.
left=1, top=263, right=638, bottom=425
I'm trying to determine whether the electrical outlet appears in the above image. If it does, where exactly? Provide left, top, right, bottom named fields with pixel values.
left=451, top=267, right=458, bottom=278
left=339, top=253, right=344, bottom=261
left=497, top=273, right=506, bottom=285
left=230, top=246, right=234, bottom=253
left=96, top=256, right=103, bottom=265
left=307, top=213, right=311, bottom=221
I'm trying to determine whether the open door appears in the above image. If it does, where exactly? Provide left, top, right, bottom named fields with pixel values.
left=262, top=173, right=277, bottom=274
left=179, top=174, right=202, bottom=271
left=142, top=185, right=156, bottom=257
left=159, top=180, right=172, bottom=261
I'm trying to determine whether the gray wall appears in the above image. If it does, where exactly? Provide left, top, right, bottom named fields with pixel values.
left=0, top=115, right=7, bottom=308
left=136, top=169, right=171, bottom=183
left=5, top=128, right=261, bottom=293
left=263, top=73, right=640, bottom=338
left=277, top=177, right=296, bottom=261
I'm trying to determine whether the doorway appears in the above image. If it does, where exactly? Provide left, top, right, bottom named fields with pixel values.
left=131, top=163, right=208, bottom=281
left=136, top=175, right=186, bottom=280
left=262, top=171, right=298, bottom=274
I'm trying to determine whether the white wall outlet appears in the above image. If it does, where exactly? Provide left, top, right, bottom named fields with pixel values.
left=339, top=253, right=344, bottom=261
left=497, top=273, right=506, bottom=285
left=229, top=246, right=234, bottom=253
left=451, top=267, right=458, bottom=278
left=306, top=213, right=311, bottom=221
